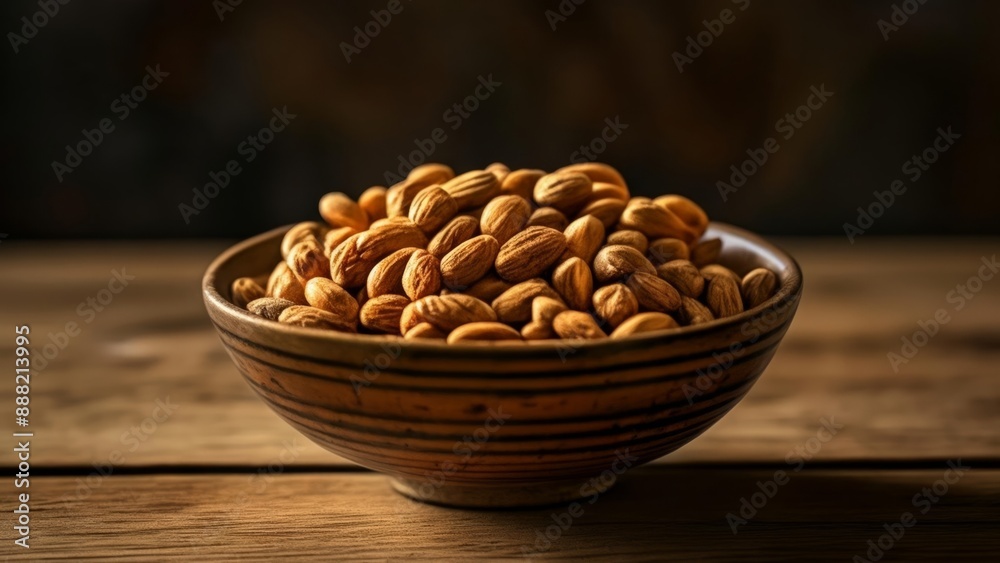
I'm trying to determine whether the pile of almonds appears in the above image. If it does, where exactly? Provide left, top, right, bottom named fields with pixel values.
left=231, top=162, right=779, bottom=343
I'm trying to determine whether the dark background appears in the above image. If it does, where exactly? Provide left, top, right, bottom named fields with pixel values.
left=2, top=0, right=997, bottom=240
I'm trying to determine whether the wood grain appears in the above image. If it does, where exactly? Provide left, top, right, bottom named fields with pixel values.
left=12, top=468, right=1000, bottom=561
left=0, top=240, right=997, bottom=468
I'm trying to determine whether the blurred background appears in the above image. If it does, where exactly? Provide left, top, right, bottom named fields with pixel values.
left=2, top=0, right=997, bottom=239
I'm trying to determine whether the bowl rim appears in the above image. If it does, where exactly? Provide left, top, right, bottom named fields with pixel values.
left=203, top=221, right=803, bottom=352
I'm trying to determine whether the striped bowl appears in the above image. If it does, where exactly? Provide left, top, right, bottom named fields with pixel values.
left=203, top=222, right=803, bottom=508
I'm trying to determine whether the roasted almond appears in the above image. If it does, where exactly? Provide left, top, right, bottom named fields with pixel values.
left=610, top=312, right=679, bottom=338
left=592, top=283, right=638, bottom=329
left=618, top=201, right=698, bottom=243
left=399, top=301, right=421, bottom=334
left=366, top=247, right=420, bottom=298
left=281, top=222, right=326, bottom=259
left=319, top=192, right=368, bottom=231
left=440, top=235, right=500, bottom=290
left=606, top=230, right=649, bottom=254
left=500, top=169, right=545, bottom=200
left=576, top=198, right=626, bottom=229
left=564, top=215, right=605, bottom=264
left=480, top=195, right=532, bottom=245
left=526, top=207, right=569, bottom=231
left=655, top=259, right=705, bottom=298
left=385, top=180, right=427, bottom=219
left=360, top=294, right=410, bottom=334
left=447, top=322, right=522, bottom=343
left=700, top=264, right=741, bottom=283
left=690, top=238, right=722, bottom=267
left=305, top=277, right=360, bottom=323
left=654, top=194, right=709, bottom=238
left=286, top=238, right=330, bottom=283
left=495, top=226, right=567, bottom=283
left=590, top=181, right=630, bottom=202
left=408, top=186, right=459, bottom=234
left=627, top=271, right=682, bottom=313
left=246, top=297, right=296, bottom=321
left=485, top=162, right=510, bottom=182
left=556, top=162, right=627, bottom=190
left=706, top=275, right=744, bottom=318
left=413, top=294, right=497, bottom=331
left=358, top=186, right=388, bottom=222
left=552, top=310, right=606, bottom=340
left=441, top=170, right=501, bottom=210
left=323, top=226, right=358, bottom=258
left=533, top=172, right=592, bottom=214
left=647, top=237, right=690, bottom=264
left=404, top=322, right=446, bottom=340
left=491, top=278, right=562, bottom=324
left=267, top=262, right=307, bottom=305
left=552, top=257, right=593, bottom=311
left=231, top=277, right=265, bottom=308
left=427, top=215, right=479, bottom=259
left=741, top=267, right=778, bottom=309
left=521, top=321, right=553, bottom=340
left=402, top=250, right=442, bottom=300
left=407, top=163, right=456, bottom=186
left=279, top=305, right=356, bottom=332
left=337, top=221, right=428, bottom=287
left=678, top=295, right=714, bottom=326
left=593, top=245, right=656, bottom=283
left=532, top=295, right=568, bottom=325
left=462, top=274, right=513, bottom=303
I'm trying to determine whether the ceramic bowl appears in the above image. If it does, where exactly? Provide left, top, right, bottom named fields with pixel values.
left=203, top=222, right=803, bottom=508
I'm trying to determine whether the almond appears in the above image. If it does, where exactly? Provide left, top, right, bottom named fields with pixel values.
left=627, top=271, right=682, bottom=313
left=552, top=257, right=593, bottom=311
left=413, top=294, right=497, bottom=331
left=521, top=322, right=553, bottom=340
left=305, top=277, right=360, bottom=323
left=385, top=181, right=428, bottom=219
left=606, top=230, right=649, bottom=254
left=741, top=267, right=778, bottom=309
left=533, top=172, right=592, bottom=214
left=690, top=238, right=722, bottom=267
left=491, top=278, right=562, bottom=323
left=441, top=170, right=501, bottom=210
left=592, top=283, right=638, bottom=329
left=576, top=198, right=626, bottom=229
left=556, top=162, right=627, bottom=190
left=500, top=169, right=545, bottom=200
left=332, top=221, right=428, bottom=288
left=618, top=201, right=698, bottom=243
left=447, top=322, right=522, bottom=343
left=655, top=260, right=705, bottom=298
left=593, top=245, right=656, bottom=283
left=427, top=215, right=479, bottom=259
left=526, top=207, right=569, bottom=231
left=360, top=294, right=410, bottom=334
left=281, top=222, right=326, bottom=259
left=552, top=310, right=606, bottom=340
left=231, top=277, right=265, bottom=308
left=480, top=195, right=532, bottom=245
left=408, top=186, right=459, bottom=234
left=366, top=247, right=419, bottom=298
left=610, top=312, right=679, bottom=338
left=678, top=295, right=714, bottom=326
left=323, top=227, right=358, bottom=258
left=319, top=192, right=368, bottom=231
left=399, top=301, right=421, bottom=334
left=407, top=163, right=456, bottom=186
left=564, top=215, right=605, bottom=264
left=286, top=238, right=330, bottom=283
left=706, top=275, right=744, bottom=318
left=358, top=186, right=388, bottom=222
left=700, top=264, right=741, bottom=283
left=647, top=237, right=690, bottom=264
left=402, top=250, right=442, bottom=300
left=246, top=297, right=296, bottom=321
left=532, top=295, right=568, bottom=325
left=267, top=263, right=306, bottom=305
left=590, top=181, right=630, bottom=202
left=462, top=274, right=512, bottom=303
left=404, top=322, right=446, bottom=340
left=485, top=162, right=510, bottom=182
left=440, top=235, right=500, bottom=290
left=279, top=305, right=356, bottom=332
left=654, top=194, right=709, bottom=238
left=495, top=226, right=567, bottom=283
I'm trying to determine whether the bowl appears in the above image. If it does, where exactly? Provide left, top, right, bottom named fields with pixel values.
left=203, top=222, right=803, bottom=508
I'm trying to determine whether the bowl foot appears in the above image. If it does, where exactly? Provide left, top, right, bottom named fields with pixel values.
left=389, top=477, right=597, bottom=509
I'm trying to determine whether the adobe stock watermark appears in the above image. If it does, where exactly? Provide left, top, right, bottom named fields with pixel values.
left=843, top=126, right=959, bottom=243
left=717, top=83, right=833, bottom=202
left=887, top=253, right=998, bottom=373
left=212, top=0, right=243, bottom=22
left=340, top=0, right=413, bottom=63
left=349, top=340, right=402, bottom=394
left=34, top=268, right=136, bottom=373
left=59, top=396, right=179, bottom=509
left=51, top=64, right=169, bottom=182
left=7, top=0, right=71, bottom=54
left=852, top=460, right=970, bottom=563
left=544, top=0, right=587, bottom=31
left=520, top=449, right=639, bottom=557
left=178, top=106, right=296, bottom=224
left=568, top=116, right=628, bottom=163
left=381, top=74, right=501, bottom=185
left=877, top=0, right=930, bottom=41
left=726, top=416, right=844, bottom=533
left=673, top=0, right=751, bottom=73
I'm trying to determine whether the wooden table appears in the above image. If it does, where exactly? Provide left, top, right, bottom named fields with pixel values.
left=2, top=239, right=998, bottom=561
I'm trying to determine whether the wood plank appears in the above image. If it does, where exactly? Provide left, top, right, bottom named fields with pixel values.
left=13, top=468, right=1000, bottom=561
left=0, top=240, right=997, bottom=467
